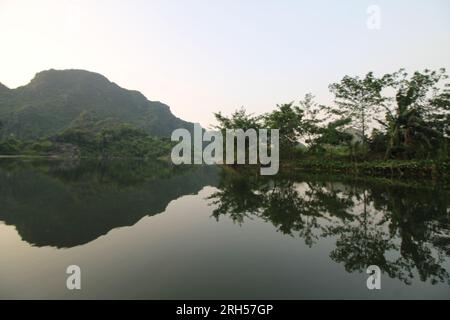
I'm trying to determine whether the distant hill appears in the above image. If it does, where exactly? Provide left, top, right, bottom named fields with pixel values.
left=0, top=82, right=9, bottom=93
left=0, top=69, right=194, bottom=139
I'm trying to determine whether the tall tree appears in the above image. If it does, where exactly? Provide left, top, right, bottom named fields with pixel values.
left=382, top=68, right=449, bottom=159
left=263, top=102, right=304, bottom=158
left=298, top=94, right=324, bottom=147
left=329, top=72, right=388, bottom=146
left=214, top=107, right=262, bottom=164
left=214, top=107, right=261, bottom=131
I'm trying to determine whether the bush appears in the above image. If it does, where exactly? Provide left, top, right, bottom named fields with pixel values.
left=0, top=138, right=22, bottom=155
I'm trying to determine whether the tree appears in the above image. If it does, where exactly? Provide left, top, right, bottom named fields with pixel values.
left=329, top=72, right=388, bottom=146
left=263, top=102, right=304, bottom=158
left=311, top=118, right=353, bottom=157
left=298, top=94, right=324, bottom=147
left=214, top=108, right=262, bottom=164
left=0, top=138, right=22, bottom=155
left=382, top=68, right=449, bottom=159
left=214, top=107, right=261, bottom=131
left=215, top=105, right=305, bottom=160
left=429, top=83, right=450, bottom=159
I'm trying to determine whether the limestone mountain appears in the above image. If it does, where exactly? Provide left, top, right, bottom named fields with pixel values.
left=0, top=69, right=193, bottom=139
left=0, top=82, right=9, bottom=93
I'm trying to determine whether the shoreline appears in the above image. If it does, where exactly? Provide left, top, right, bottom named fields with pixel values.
left=286, top=159, right=450, bottom=180
left=220, top=159, right=450, bottom=181
left=2, top=154, right=449, bottom=181
left=0, top=155, right=63, bottom=159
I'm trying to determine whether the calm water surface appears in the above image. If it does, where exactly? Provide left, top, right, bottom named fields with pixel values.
left=0, top=159, right=449, bottom=299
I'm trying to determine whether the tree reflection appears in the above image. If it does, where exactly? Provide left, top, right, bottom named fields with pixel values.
left=208, top=169, right=450, bottom=285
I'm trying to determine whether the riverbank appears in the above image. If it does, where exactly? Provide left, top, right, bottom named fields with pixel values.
left=0, top=155, right=64, bottom=159
left=2, top=154, right=449, bottom=181
left=286, top=159, right=450, bottom=180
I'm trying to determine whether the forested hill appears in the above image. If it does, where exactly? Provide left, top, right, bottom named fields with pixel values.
left=0, top=83, right=10, bottom=94
left=0, top=69, right=193, bottom=139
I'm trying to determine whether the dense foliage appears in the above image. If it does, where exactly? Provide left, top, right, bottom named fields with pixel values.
left=0, top=69, right=193, bottom=139
left=0, top=124, right=174, bottom=159
left=1, top=68, right=449, bottom=170
left=215, top=68, right=450, bottom=164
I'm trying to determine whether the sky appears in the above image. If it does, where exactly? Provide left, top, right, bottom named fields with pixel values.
left=0, top=0, right=449, bottom=128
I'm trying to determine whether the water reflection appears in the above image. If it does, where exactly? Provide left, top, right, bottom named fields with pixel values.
left=0, top=159, right=449, bottom=291
left=0, top=158, right=219, bottom=248
left=208, top=169, right=450, bottom=286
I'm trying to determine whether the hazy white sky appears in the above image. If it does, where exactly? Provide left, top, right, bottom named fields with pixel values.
left=1, top=0, right=449, bottom=127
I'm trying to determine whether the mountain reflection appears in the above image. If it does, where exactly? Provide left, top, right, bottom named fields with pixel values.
left=0, top=158, right=219, bottom=248
left=1, top=159, right=449, bottom=286
left=208, top=169, right=450, bottom=286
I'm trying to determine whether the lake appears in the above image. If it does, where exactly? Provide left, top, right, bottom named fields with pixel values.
left=0, top=158, right=449, bottom=299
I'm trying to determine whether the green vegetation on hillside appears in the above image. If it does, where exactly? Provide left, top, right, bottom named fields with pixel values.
left=0, top=69, right=193, bottom=158
left=0, top=69, right=193, bottom=140
left=0, top=124, right=174, bottom=159
left=2, top=67, right=449, bottom=178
